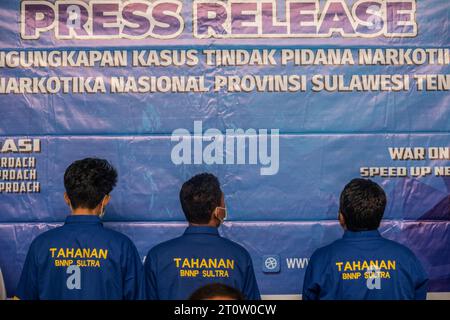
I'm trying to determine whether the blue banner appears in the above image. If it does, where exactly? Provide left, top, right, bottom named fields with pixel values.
left=0, top=0, right=449, bottom=298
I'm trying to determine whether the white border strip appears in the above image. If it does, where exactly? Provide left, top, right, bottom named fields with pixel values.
left=261, top=293, right=450, bottom=300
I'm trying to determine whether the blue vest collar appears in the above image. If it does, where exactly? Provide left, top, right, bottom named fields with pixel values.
left=65, top=215, right=102, bottom=225
left=184, top=226, right=219, bottom=236
left=343, top=230, right=381, bottom=239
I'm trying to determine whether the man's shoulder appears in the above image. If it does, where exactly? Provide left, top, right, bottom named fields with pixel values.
left=147, top=235, right=185, bottom=256
left=217, top=236, right=251, bottom=257
left=310, top=235, right=418, bottom=261
left=377, top=236, right=418, bottom=259
left=30, top=224, right=65, bottom=247
left=309, top=240, right=339, bottom=261
left=147, top=233, right=251, bottom=259
left=31, top=223, right=136, bottom=249
left=100, top=226, right=136, bottom=246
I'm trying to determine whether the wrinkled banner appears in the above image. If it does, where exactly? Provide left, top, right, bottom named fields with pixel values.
left=0, top=0, right=449, bottom=298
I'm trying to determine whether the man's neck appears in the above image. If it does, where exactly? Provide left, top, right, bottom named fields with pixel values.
left=189, top=222, right=218, bottom=228
left=71, top=208, right=98, bottom=216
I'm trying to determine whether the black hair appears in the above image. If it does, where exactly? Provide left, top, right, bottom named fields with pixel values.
left=64, top=158, right=118, bottom=209
left=339, top=178, right=387, bottom=231
left=179, top=173, right=222, bottom=224
left=189, top=283, right=245, bottom=300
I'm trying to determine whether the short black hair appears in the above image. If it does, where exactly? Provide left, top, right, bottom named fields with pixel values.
left=180, top=173, right=222, bottom=224
left=64, top=158, right=118, bottom=209
left=339, top=178, right=387, bottom=231
left=189, top=283, right=245, bottom=300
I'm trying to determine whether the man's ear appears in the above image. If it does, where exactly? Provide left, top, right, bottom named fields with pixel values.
left=338, top=212, right=346, bottom=230
left=214, top=206, right=226, bottom=222
left=102, top=194, right=111, bottom=207
left=64, top=192, right=71, bottom=207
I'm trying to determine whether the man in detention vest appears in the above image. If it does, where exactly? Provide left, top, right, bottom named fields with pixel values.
left=144, top=173, right=261, bottom=300
left=302, top=178, right=428, bottom=300
left=15, top=158, right=144, bottom=300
